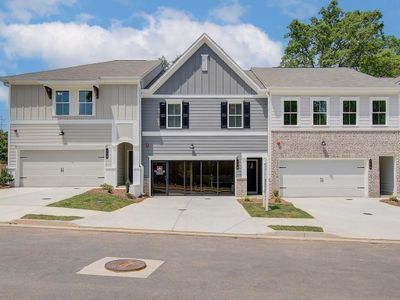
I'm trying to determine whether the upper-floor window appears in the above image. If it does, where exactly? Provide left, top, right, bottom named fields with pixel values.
left=342, top=99, right=357, bottom=126
left=228, top=102, right=243, bottom=128
left=55, top=91, right=69, bottom=116
left=167, top=101, right=182, bottom=128
left=313, top=99, right=327, bottom=126
left=372, top=99, right=387, bottom=125
left=283, top=100, right=298, bottom=126
left=79, top=90, right=93, bottom=116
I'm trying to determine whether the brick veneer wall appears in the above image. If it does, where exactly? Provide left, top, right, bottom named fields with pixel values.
left=236, top=178, right=247, bottom=197
left=271, top=130, right=400, bottom=197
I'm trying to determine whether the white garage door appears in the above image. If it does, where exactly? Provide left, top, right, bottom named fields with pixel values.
left=279, top=159, right=366, bottom=197
left=20, top=150, right=104, bottom=187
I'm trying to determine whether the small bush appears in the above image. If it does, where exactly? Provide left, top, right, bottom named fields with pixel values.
left=126, top=193, right=134, bottom=199
left=243, top=195, right=250, bottom=202
left=0, top=169, right=14, bottom=186
left=272, top=190, right=281, bottom=203
left=389, top=195, right=399, bottom=202
left=125, top=180, right=131, bottom=194
left=100, top=183, right=114, bottom=194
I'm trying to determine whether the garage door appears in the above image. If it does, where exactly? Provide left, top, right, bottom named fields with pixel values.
left=20, top=150, right=104, bottom=187
left=279, top=159, right=366, bottom=197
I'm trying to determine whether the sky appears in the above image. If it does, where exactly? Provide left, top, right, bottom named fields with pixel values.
left=0, top=0, right=399, bottom=130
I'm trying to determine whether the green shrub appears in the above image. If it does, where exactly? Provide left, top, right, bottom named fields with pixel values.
left=272, top=190, right=281, bottom=203
left=100, top=183, right=114, bottom=194
left=125, top=180, right=131, bottom=194
left=389, top=195, right=399, bottom=202
left=0, top=169, right=14, bottom=186
left=243, top=195, right=250, bottom=202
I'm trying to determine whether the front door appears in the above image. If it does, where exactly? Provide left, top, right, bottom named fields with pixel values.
left=247, top=159, right=258, bottom=194
left=128, top=151, right=133, bottom=183
left=152, top=162, right=167, bottom=195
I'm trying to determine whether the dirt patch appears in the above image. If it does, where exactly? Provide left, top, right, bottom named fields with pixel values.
left=89, top=188, right=147, bottom=203
left=381, top=199, right=400, bottom=207
left=0, top=185, right=13, bottom=189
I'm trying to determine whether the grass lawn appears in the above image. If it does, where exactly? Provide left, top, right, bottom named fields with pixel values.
left=242, top=202, right=313, bottom=218
left=269, top=225, right=323, bottom=232
left=21, top=214, right=82, bottom=221
left=47, top=192, right=134, bottom=212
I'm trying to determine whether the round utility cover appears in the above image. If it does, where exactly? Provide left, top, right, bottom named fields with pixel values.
left=104, top=259, right=147, bottom=272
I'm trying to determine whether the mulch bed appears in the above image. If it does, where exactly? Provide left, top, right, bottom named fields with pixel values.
left=237, top=196, right=291, bottom=205
left=380, top=199, right=400, bottom=207
left=88, top=188, right=148, bottom=203
left=0, top=185, right=13, bottom=189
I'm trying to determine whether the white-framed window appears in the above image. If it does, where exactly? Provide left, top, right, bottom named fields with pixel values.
left=79, top=90, right=93, bottom=116
left=371, top=98, right=388, bottom=126
left=228, top=102, right=243, bottom=128
left=55, top=90, right=70, bottom=116
left=341, top=98, right=358, bottom=126
left=283, top=98, right=298, bottom=126
left=312, top=99, right=328, bottom=126
left=166, top=100, right=182, bottom=128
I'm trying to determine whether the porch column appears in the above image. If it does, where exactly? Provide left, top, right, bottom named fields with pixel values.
left=129, top=145, right=142, bottom=197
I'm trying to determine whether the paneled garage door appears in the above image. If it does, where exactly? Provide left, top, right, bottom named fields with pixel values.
left=20, top=150, right=105, bottom=187
left=279, top=159, right=366, bottom=197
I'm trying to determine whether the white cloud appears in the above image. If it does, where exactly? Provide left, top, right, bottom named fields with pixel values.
left=76, top=13, right=94, bottom=24
left=0, top=7, right=283, bottom=69
left=0, top=85, right=8, bottom=103
left=209, top=0, right=246, bottom=24
left=5, top=0, right=77, bottom=23
left=266, top=0, right=318, bottom=19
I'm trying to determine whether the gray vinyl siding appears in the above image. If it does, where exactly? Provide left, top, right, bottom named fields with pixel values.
left=270, top=94, right=400, bottom=129
left=143, top=98, right=268, bottom=131
left=142, top=64, right=164, bottom=89
left=8, top=123, right=111, bottom=168
left=10, top=84, right=138, bottom=121
left=142, top=136, right=268, bottom=178
left=155, top=44, right=256, bottom=95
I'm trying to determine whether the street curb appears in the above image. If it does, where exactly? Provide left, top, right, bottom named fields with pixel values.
left=1, top=221, right=400, bottom=244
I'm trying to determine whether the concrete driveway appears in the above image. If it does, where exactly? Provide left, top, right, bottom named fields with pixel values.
left=289, top=197, right=400, bottom=240
left=75, top=196, right=274, bottom=235
left=0, top=187, right=94, bottom=222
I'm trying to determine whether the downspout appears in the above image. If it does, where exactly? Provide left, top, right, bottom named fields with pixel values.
left=265, top=89, right=272, bottom=210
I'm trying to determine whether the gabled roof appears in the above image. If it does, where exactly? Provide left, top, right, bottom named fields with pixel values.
left=0, top=60, right=161, bottom=83
left=144, top=33, right=265, bottom=95
left=250, top=67, right=400, bottom=88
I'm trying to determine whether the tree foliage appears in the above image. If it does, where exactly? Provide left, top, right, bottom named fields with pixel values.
left=281, top=0, right=400, bottom=77
left=0, top=130, right=7, bottom=162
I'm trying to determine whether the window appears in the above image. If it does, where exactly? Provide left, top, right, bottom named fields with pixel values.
left=313, top=100, right=327, bottom=126
left=228, top=102, right=243, bottom=128
left=342, top=100, right=357, bottom=125
left=55, top=91, right=69, bottom=116
left=283, top=100, right=298, bottom=125
left=167, top=101, right=182, bottom=128
left=372, top=100, right=387, bottom=125
left=79, top=90, right=93, bottom=115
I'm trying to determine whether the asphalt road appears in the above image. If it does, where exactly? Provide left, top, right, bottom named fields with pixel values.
left=0, top=227, right=399, bottom=300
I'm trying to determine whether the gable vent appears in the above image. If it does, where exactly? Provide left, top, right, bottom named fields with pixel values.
left=201, top=54, right=209, bottom=72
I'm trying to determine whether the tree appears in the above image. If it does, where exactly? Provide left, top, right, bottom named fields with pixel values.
left=281, top=0, right=400, bottom=77
left=0, top=129, right=7, bottom=162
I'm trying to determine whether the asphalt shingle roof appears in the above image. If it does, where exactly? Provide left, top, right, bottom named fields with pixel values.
left=0, top=60, right=161, bottom=81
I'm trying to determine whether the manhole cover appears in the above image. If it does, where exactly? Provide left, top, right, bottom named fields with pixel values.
left=104, top=259, right=146, bottom=272
left=345, top=198, right=353, bottom=201
left=204, top=197, right=211, bottom=200
left=363, top=212, right=373, bottom=216
left=73, top=187, right=80, bottom=190
left=42, top=197, right=52, bottom=200
left=178, top=208, right=187, bottom=211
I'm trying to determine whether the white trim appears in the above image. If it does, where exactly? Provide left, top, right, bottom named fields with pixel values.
left=15, top=144, right=106, bottom=150
left=227, top=100, right=244, bottom=129
left=340, top=97, right=359, bottom=127
left=144, top=34, right=265, bottom=95
left=78, top=89, right=95, bottom=117
left=311, top=97, right=329, bottom=126
left=370, top=97, right=389, bottom=126
left=281, top=97, right=299, bottom=127
left=142, top=131, right=268, bottom=136
left=53, top=87, right=97, bottom=117
left=7, top=84, right=11, bottom=167
left=53, top=90, right=70, bottom=117
left=10, top=120, right=113, bottom=124
left=271, top=128, right=400, bottom=132
left=166, top=100, right=183, bottom=129
left=141, top=94, right=267, bottom=99
left=269, top=87, right=400, bottom=95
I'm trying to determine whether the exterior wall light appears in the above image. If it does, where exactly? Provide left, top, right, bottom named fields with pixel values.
left=189, top=144, right=195, bottom=150
left=321, top=140, right=326, bottom=146
left=369, top=159, right=372, bottom=170
left=59, top=130, right=64, bottom=136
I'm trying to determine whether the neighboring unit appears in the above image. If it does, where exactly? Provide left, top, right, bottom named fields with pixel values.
left=1, top=34, right=399, bottom=202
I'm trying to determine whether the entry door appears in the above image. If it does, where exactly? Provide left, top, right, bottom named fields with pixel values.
left=247, top=159, right=258, bottom=194
left=152, top=162, right=167, bottom=195
left=128, top=151, right=133, bottom=183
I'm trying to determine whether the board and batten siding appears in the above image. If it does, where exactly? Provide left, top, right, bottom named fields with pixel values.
left=8, top=123, right=111, bottom=168
left=10, top=84, right=138, bottom=121
left=155, top=44, right=256, bottom=95
left=142, top=98, right=268, bottom=131
left=270, top=95, right=400, bottom=129
left=142, top=136, right=268, bottom=178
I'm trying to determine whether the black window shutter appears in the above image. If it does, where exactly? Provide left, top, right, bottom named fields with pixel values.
left=182, top=102, right=189, bottom=128
left=221, top=101, right=227, bottom=128
left=159, top=101, right=166, bottom=129
left=244, top=101, right=250, bottom=128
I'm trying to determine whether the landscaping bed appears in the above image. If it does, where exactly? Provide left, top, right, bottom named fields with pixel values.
left=21, top=214, right=83, bottom=221
left=380, top=197, right=400, bottom=207
left=239, top=197, right=313, bottom=218
left=47, top=188, right=145, bottom=212
left=268, top=225, right=323, bottom=232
